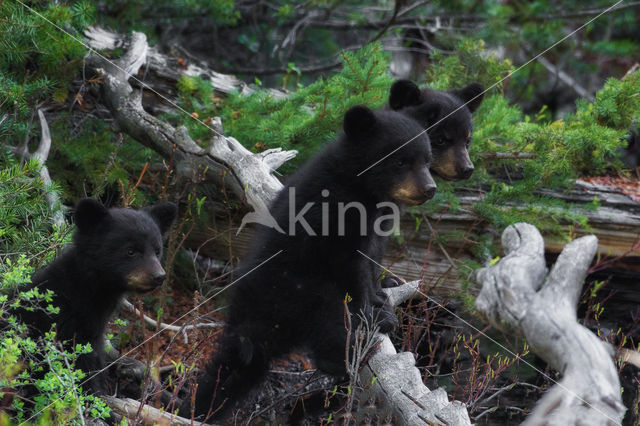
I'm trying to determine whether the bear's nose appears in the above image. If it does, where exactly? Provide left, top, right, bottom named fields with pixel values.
left=152, top=274, right=166, bottom=287
left=459, top=166, right=474, bottom=179
left=423, top=185, right=436, bottom=200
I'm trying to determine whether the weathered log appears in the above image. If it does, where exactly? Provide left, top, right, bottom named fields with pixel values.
left=360, top=282, right=471, bottom=424
left=84, top=26, right=286, bottom=116
left=187, top=179, right=640, bottom=301
left=474, top=223, right=625, bottom=425
left=84, top=27, right=470, bottom=424
left=102, top=396, right=211, bottom=426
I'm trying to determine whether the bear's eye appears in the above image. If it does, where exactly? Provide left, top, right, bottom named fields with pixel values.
left=396, top=159, right=405, bottom=167
left=126, top=248, right=137, bottom=257
left=466, top=139, right=471, bottom=148
left=434, top=138, right=447, bottom=146
left=155, top=248, right=161, bottom=256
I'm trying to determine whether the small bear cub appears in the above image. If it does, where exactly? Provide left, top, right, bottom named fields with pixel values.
left=389, top=79, right=484, bottom=181
left=189, top=105, right=437, bottom=421
left=13, top=198, right=177, bottom=393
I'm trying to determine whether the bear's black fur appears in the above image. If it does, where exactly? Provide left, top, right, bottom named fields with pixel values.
left=189, top=105, right=436, bottom=421
left=13, top=198, right=177, bottom=393
left=389, top=79, right=484, bottom=181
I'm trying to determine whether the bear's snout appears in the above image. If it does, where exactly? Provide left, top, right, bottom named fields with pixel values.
left=151, top=272, right=166, bottom=288
left=422, top=184, right=436, bottom=200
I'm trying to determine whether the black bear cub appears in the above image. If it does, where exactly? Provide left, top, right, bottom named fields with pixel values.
left=389, top=79, right=484, bottom=181
left=189, top=105, right=436, bottom=420
left=14, top=198, right=177, bottom=393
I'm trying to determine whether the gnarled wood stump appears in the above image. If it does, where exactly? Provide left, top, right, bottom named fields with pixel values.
left=475, top=223, right=625, bottom=425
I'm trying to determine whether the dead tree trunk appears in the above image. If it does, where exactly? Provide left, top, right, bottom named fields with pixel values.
left=474, top=223, right=626, bottom=425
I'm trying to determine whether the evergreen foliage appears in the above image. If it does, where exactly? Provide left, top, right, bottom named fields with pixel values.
left=175, top=42, right=393, bottom=168
left=47, top=119, right=162, bottom=202
left=0, top=151, right=70, bottom=262
left=99, top=0, right=239, bottom=31
left=426, top=39, right=513, bottom=93
left=412, top=40, right=640, bottom=247
left=0, top=1, right=93, bottom=135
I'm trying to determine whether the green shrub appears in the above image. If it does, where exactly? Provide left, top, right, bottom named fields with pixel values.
left=0, top=152, right=109, bottom=424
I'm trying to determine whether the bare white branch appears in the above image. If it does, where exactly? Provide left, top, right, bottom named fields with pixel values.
left=121, top=299, right=222, bottom=344
left=102, top=396, right=211, bottom=426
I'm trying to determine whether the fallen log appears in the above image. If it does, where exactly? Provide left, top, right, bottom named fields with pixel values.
left=102, top=396, right=211, bottom=426
left=188, top=180, right=640, bottom=296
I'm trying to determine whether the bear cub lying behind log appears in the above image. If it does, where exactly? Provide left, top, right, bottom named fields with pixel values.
left=12, top=198, right=177, bottom=393
left=389, top=79, right=484, bottom=181
left=366, top=80, right=485, bottom=304
left=188, top=105, right=437, bottom=420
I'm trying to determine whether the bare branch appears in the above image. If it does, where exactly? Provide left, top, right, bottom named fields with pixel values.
left=535, top=54, right=594, bottom=101
left=33, top=110, right=52, bottom=162
left=121, top=299, right=222, bottom=344
left=83, top=29, right=297, bottom=211
left=482, top=152, right=537, bottom=160
left=11, top=109, right=65, bottom=227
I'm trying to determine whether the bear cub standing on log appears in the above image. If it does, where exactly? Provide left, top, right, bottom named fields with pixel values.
left=13, top=198, right=177, bottom=393
left=189, top=105, right=437, bottom=420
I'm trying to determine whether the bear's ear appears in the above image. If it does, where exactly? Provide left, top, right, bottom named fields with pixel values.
left=344, top=105, right=377, bottom=140
left=75, top=198, right=109, bottom=233
left=451, top=82, right=484, bottom=113
left=145, top=202, right=178, bottom=235
left=389, top=80, right=422, bottom=110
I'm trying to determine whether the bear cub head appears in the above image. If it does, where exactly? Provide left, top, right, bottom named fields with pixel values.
left=389, top=80, right=484, bottom=181
left=343, top=105, right=436, bottom=206
left=73, top=198, right=178, bottom=293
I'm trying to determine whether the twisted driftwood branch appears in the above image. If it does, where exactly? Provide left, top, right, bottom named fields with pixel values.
left=361, top=281, right=471, bottom=424
left=102, top=396, right=208, bottom=426
left=474, top=223, right=625, bottom=425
